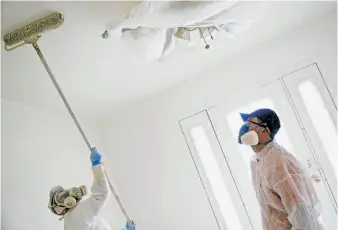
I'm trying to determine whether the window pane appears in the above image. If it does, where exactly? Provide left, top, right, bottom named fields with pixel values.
left=190, top=126, right=243, bottom=230
left=226, top=106, right=254, bottom=179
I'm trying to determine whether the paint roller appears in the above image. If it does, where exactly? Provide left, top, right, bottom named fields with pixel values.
left=3, top=12, right=133, bottom=224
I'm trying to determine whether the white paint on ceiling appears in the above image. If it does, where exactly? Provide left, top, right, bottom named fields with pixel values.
left=1, top=1, right=336, bottom=120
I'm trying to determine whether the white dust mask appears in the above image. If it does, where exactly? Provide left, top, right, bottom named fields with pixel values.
left=240, top=130, right=259, bottom=146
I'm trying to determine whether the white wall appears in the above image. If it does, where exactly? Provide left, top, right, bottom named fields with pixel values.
left=97, top=9, right=337, bottom=230
left=1, top=99, right=125, bottom=230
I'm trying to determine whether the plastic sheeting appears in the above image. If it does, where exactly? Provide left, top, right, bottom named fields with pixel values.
left=105, top=1, right=265, bottom=60
left=251, top=141, right=326, bottom=230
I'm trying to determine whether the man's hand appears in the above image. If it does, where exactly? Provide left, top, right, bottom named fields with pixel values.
left=311, top=174, right=321, bottom=183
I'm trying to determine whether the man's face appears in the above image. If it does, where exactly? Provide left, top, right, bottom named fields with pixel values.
left=246, top=117, right=271, bottom=144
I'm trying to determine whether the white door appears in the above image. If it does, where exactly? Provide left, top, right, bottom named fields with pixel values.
left=180, top=111, right=255, bottom=230
left=207, top=64, right=337, bottom=229
left=281, top=64, right=337, bottom=207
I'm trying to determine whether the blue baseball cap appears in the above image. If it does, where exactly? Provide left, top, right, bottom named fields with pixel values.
left=239, top=108, right=281, bottom=138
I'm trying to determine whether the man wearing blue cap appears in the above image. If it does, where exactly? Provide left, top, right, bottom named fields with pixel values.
left=238, top=109, right=325, bottom=230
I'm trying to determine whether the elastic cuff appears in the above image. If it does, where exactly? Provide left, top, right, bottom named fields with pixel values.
left=92, top=164, right=105, bottom=179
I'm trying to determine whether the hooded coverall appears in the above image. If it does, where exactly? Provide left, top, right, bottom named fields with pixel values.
left=64, top=164, right=111, bottom=230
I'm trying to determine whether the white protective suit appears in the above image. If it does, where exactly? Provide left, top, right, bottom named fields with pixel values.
left=251, top=141, right=326, bottom=230
left=64, top=164, right=111, bottom=230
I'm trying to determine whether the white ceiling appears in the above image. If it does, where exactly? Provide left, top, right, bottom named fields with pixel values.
left=1, top=1, right=336, bottom=120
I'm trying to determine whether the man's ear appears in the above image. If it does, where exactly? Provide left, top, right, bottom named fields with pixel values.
left=262, top=127, right=271, bottom=139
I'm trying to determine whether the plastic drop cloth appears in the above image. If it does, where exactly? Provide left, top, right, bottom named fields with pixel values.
left=251, top=141, right=326, bottom=230
left=105, top=1, right=265, bottom=60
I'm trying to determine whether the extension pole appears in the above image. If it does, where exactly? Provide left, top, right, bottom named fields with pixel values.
left=31, top=40, right=132, bottom=222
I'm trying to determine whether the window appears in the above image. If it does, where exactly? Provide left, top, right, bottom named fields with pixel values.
left=190, top=126, right=243, bottom=230
left=226, top=106, right=254, bottom=179
left=298, top=80, right=338, bottom=177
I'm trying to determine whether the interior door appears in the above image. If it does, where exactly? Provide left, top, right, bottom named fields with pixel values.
left=281, top=64, right=337, bottom=208
left=207, top=65, right=337, bottom=230
left=180, top=111, right=254, bottom=230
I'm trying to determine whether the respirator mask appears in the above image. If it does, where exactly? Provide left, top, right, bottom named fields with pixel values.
left=49, top=185, right=87, bottom=215
left=238, top=120, right=272, bottom=146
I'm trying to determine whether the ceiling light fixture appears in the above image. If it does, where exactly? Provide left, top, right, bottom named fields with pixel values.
left=175, top=26, right=218, bottom=49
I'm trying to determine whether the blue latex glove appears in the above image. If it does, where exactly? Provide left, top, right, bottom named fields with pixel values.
left=90, top=147, right=102, bottom=166
left=126, top=220, right=136, bottom=230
